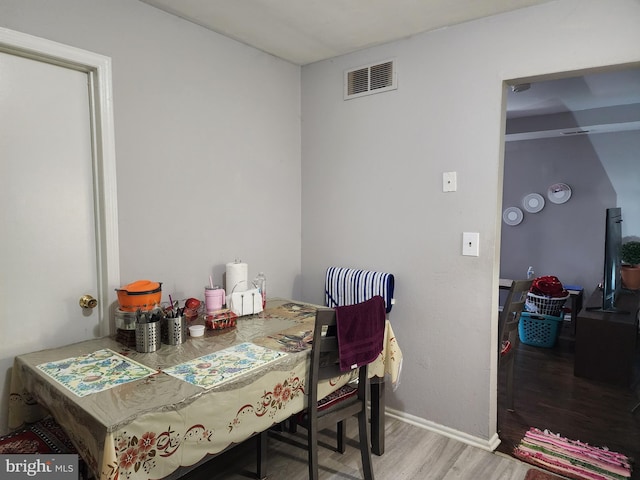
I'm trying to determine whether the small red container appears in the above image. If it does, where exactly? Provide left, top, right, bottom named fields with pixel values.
left=205, top=309, right=237, bottom=330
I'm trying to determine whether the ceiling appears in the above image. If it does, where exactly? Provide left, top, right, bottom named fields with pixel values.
left=140, top=0, right=554, bottom=66
left=140, top=0, right=640, bottom=128
left=506, top=68, right=640, bottom=118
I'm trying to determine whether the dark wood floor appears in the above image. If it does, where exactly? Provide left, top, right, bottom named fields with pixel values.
left=497, top=322, right=640, bottom=479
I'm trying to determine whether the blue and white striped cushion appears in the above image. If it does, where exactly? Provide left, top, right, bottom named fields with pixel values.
left=325, top=267, right=395, bottom=314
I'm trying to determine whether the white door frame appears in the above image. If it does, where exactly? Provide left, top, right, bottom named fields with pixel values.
left=0, top=27, right=119, bottom=336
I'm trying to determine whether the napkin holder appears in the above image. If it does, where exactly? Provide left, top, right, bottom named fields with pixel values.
left=228, top=288, right=263, bottom=316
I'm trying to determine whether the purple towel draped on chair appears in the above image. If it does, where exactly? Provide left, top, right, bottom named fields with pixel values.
left=335, top=295, right=386, bottom=371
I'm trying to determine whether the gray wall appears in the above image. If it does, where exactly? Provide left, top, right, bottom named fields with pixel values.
left=501, top=129, right=640, bottom=301
left=0, top=0, right=302, bottom=301
left=300, top=0, right=640, bottom=446
left=501, top=134, right=619, bottom=299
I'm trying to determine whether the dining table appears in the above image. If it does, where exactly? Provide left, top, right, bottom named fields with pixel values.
left=8, top=298, right=402, bottom=480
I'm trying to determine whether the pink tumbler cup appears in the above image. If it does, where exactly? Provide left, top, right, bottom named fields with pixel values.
left=205, top=287, right=225, bottom=313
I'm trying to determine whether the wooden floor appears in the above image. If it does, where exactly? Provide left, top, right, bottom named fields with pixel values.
left=181, top=417, right=533, bottom=480
left=497, top=325, right=640, bottom=479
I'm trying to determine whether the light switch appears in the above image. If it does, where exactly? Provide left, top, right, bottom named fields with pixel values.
left=462, top=232, right=479, bottom=256
left=443, top=172, right=457, bottom=192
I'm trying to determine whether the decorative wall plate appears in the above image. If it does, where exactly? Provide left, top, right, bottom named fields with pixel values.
left=503, top=206, right=523, bottom=226
left=522, top=193, right=545, bottom=213
left=547, top=183, right=572, bottom=204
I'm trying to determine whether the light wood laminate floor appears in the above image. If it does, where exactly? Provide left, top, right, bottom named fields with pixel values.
left=182, top=416, right=533, bottom=480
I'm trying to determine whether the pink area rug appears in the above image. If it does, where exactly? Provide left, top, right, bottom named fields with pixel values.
left=514, top=428, right=632, bottom=480
left=525, top=468, right=567, bottom=480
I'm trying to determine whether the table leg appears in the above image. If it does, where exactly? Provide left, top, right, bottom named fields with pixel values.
left=257, top=431, right=267, bottom=479
left=370, top=378, right=385, bottom=456
left=570, top=289, right=583, bottom=336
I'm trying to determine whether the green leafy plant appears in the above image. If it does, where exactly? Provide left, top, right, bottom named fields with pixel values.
left=620, top=241, right=640, bottom=267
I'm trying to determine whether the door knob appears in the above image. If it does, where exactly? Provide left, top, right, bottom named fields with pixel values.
left=79, top=294, right=98, bottom=309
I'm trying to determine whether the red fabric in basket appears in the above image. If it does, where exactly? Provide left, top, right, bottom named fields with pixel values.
left=531, top=276, right=568, bottom=298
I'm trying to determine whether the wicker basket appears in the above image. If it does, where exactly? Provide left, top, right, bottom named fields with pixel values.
left=526, top=292, right=569, bottom=316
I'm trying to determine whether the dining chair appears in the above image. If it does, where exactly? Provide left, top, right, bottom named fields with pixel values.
left=499, top=279, right=533, bottom=412
left=293, top=299, right=385, bottom=480
left=324, top=266, right=394, bottom=456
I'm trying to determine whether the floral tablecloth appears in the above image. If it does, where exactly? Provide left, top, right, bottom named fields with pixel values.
left=9, top=298, right=402, bottom=480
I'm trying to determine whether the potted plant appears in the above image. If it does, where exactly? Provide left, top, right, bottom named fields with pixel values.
left=620, top=241, right=640, bottom=290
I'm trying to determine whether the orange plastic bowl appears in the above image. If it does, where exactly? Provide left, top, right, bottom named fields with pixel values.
left=116, top=280, right=162, bottom=312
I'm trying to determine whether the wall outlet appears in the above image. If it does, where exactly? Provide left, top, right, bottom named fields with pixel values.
left=462, top=232, right=479, bottom=256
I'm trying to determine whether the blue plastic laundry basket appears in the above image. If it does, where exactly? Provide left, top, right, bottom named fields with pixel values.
left=518, top=312, right=564, bottom=348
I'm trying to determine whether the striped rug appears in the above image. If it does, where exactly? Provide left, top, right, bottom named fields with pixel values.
left=525, top=468, right=566, bottom=480
left=514, top=428, right=632, bottom=480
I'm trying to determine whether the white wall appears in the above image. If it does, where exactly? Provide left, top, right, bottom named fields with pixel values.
left=592, top=131, right=640, bottom=238
left=0, top=0, right=302, bottom=301
left=300, top=0, right=640, bottom=446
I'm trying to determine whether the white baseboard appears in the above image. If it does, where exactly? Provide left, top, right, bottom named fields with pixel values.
left=384, top=406, right=501, bottom=452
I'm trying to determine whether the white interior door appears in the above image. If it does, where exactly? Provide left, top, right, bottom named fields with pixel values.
left=0, top=51, right=100, bottom=347
left=0, top=28, right=119, bottom=434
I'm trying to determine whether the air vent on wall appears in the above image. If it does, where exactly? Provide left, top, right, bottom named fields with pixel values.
left=344, top=60, right=397, bottom=100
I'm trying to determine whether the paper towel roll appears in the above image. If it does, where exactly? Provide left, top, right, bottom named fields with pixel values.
left=226, top=261, right=249, bottom=295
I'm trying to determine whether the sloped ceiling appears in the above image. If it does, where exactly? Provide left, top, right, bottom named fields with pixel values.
left=506, top=68, right=640, bottom=140
left=139, top=0, right=553, bottom=66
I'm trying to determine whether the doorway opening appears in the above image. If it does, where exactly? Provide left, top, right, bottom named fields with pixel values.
left=497, top=64, right=640, bottom=472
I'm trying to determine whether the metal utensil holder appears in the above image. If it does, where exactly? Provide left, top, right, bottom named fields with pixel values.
left=135, top=319, right=161, bottom=352
left=161, top=316, right=187, bottom=345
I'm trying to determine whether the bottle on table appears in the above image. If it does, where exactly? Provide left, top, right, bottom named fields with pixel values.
left=255, top=272, right=267, bottom=308
left=527, top=266, right=535, bottom=279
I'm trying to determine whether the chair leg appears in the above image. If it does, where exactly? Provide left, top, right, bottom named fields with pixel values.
left=357, top=408, right=374, bottom=480
left=288, top=417, right=298, bottom=433
left=506, top=362, right=515, bottom=412
left=308, top=421, right=319, bottom=480
left=256, top=431, right=267, bottom=479
left=370, top=379, right=385, bottom=455
left=337, top=420, right=347, bottom=453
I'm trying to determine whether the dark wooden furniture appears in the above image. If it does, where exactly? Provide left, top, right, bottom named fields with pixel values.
left=574, top=289, right=639, bottom=386
left=565, top=286, right=584, bottom=336
left=370, top=379, right=385, bottom=455
left=293, top=306, right=377, bottom=480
